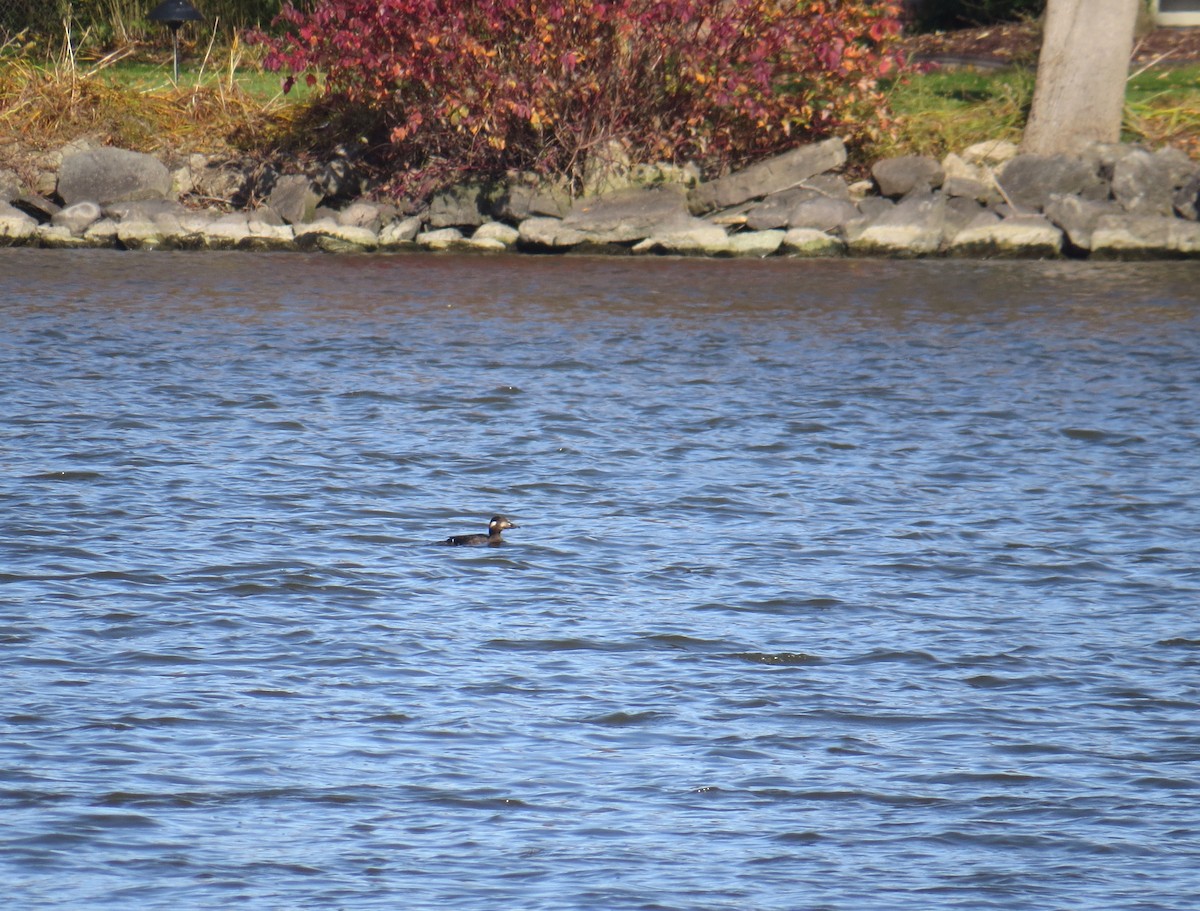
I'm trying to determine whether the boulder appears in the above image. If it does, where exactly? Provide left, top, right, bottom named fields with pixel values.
left=37, top=224, right=89, bottom=248
left=780, top=228, right=845, bottom=257
left=947, top=214, right=1063, bottom=258
left=726, top=229, right=785, bottom=257
left=632, top=223, right=732, bottom=256
left=689, top=137, right=847, bottom=212
left=266, top=174, right=322, bottom=225
left=1090, top=214, right=1200, bottom=258
left=518, top=216, right=589, bottom=250
left=428, top=184, right=491, bottom=228
left=1175, top=174, right=1200, bottom=221
left=941, top=152, right=1002, bottom=205
left=0, top=201, right=37, bottom=244
left=560, top=184, right=693, bottom=243
left=378, top=215, right=423, bottom=247
left=848, top=192, right=946, bottom=256
left=996, top=154, right=1106, bottom=212
left=745, top=188, right=814, bottom=230
left=1043, top=194, right=1124, bottom=250
left=470, top=221, right=520, bottom=248
left=872, top=155, right=944, bottom=198
left=495, top=178, right=571, bottom=221
left=51, top=201, right=102, bottom=235
left=336, top=200, right=395, bottom=232
left=1, top=169, right=21, bottom=202
left=785, top=196, right=861, bottom=234
left=104, top=199, right=187, bottom=221
left=1111, top=148, right=1179, bottom=216
left=961, top=140, right=1019, bottom=167
left=296, top=220, right=379, bottom=252
left=415, top=227, right=466, bottom=250
left=57, top=147, right=171, bottom=206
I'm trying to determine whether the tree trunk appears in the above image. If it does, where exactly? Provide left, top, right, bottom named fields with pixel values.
left=1022, top=0, right=1139, bottom=155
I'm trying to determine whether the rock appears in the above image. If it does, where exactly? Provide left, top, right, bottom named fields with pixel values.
left=785, top=196, right=861, bottom=234
left=689, top=138, right=847, bottom=212
left=560, top=184, right=693, bottom=243
left=581, top=139, right=633, bottom=197
left=296, top=220, right=379, bottom=252
left=51, top=201, right=102, bottom=235
left=496, top=178, right=571, bottom=221
left=57, top=147, right=172, bottom=206
left=266, top=174, right=322, bottom=225
left=378, top=215, right=423, bottom=247
left=0, top=201, right=37, bottom=244
left=872, top=155, right=945, bottom=198
left=337, top=200, right=395, bottom=232
left=187, top=155, right=252, bottom=204
left=1089, top=214, right=1200, bottom=258
left=14, top=193, right=60, bottom=220
left=471, top=221, right=520, bottom=248
left=116, top=217, right=171, bottom=250
left=428, top=184, right=492, bottom=228
left=1, top=169, right=21, bottom=202
left=961, top=140, right=1019, bottom=167
left=1043, top=194, right=1124, bottom=250
left=632, top=223, right=732, bottom=256
left=1111, top=148, right=1178, bottom=216
left=83, top=218, right=120, bottom=245
left=1175, top=174, right=1200, bottom=221
left=104, top=199, right=187, bottom=221
left=415, top=227, right=465, bottom=250
left=745, top=188, right=814, bottom=230
left=996, top=154, right=1106, bottom=212
left=941, top=152, right=1002, bottom=205
left=780, top=228, right=845, bottom=256
left=947, top=214, right=1063, bottom=258
left=517, top=216, right=590, bottom=250
left=726, top=230, right=785, bottom=257
left=849, top=192, right=946, bottom=256
left=36, top=224, right=89, bottom=248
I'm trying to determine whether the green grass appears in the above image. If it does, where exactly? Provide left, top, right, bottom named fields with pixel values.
left=873, top=62, right=1200, bottom=160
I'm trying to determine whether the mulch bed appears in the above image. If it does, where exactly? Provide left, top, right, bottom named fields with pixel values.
left=899, top=21, right=1200, bottom=68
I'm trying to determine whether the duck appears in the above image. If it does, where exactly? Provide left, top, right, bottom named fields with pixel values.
left=441, top=515, right=518, bottom=546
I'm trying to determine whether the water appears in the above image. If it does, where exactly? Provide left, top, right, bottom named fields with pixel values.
left=2, top=249, right=1199, bottom=910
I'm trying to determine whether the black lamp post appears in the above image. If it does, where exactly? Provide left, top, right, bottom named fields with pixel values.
left=148, top=0, right=204, bottom=82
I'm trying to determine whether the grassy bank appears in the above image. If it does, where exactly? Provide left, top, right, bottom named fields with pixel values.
left=3, top=30, right=1199, bottom=191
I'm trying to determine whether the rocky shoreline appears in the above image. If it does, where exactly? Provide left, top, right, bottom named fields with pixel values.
left=3, top=136, right=1200, bottom=258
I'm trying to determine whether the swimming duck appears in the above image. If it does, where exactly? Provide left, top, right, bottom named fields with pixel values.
left=442, top=515, right=518, bottom=546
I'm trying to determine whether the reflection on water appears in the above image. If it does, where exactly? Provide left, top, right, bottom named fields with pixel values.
left=3, top=250, right=1200, bottom=911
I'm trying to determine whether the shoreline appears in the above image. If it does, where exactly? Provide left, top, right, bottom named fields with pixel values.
left=3, top=136, right=1200, bottom=260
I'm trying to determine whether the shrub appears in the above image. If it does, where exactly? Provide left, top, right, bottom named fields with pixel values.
left=250, top=0, right=903, bottom=195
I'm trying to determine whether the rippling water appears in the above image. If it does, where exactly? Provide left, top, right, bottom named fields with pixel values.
left=3, top=249, right=1199, bottom=910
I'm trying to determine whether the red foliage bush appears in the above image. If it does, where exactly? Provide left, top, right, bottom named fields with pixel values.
left=251, top=0, right=903, bottom=193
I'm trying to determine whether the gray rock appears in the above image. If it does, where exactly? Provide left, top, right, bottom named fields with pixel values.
left=632, top=222, right=732, bottom=256
left=36, top=224, right=88, bottom=248
left=785, top=196, right=860, bottom=234
left=471, top=221, right=520, bottom=247
left=1, top=169, right=21, bottom=202
left=561, top=184, right=693, bottom=243
left=296, top=220, right=379, bottom=252
left=1112, top=148, right=1177, bottom=216
left=188, top=155, right=252, bottom=204
left=1175, top=174, right=1200, bottom=221
left=947, top=214, right=1063, bottom=258
left=1043, top=194, right=1124, bottom=250
left=996, top=155, right=1106, bottom=212
left=14, top=193, right=60, bottom=219
left=689, top=138, right=847, bottom=212
left=849, top=192, right=946, bottom=256
left=518, top=216, right=589, bottom=249
left=780, top=228, right=845, bottom=257
left=872, top=155, right=944, bottom=198
left=104, top=199, right=187, bottom=221
left=745, top=188, right=814, bottom=230
left=428, top=184, right=491, bottom=228
left=337, top=200, right=394, bottom=232
left=267, top=174, right=322, bottom=225
left=51, top=201, right=102, bottom=235
left=0, top=201, right=37, bottom=244
left=941, top=152, right=1002, bottom=205
left=1091, top=214, right=1174, bottom=258
left=416, top=227, right=465, bottom=250
left=57, top=147, right=171, bottom=206
left=379, top=216, right=423, bottom=247
left=495, top=178, right=571, bottom=221
left=961, top=140, right=1019, bottom=166
left=726, top=230, right=785, bottom=257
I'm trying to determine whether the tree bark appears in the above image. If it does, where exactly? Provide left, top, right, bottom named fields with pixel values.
left=1022, top=0, right=1140, bottom=155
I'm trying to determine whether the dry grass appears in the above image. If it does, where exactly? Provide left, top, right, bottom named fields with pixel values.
left=0, top=24, right=301, bottom=181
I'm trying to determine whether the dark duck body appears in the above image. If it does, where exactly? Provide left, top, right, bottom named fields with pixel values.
left=442, top=515, right=518, bottom=546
